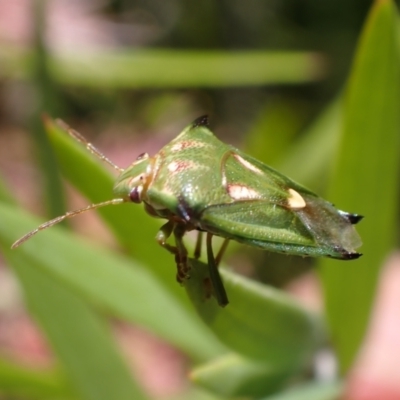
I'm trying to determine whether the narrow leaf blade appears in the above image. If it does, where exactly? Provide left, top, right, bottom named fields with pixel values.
left=320, top=0, right=400, bottom=370
left=1, top=203, right=226, bottom=361
left=185, top=259, right=324, bottom=369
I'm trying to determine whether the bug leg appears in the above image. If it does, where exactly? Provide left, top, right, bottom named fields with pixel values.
left=206, top=233, right=229, bottom=307
left=173, top=224, right=190, bottom=283
left=215, top=238, right=230, bottom=267
left=155, top=220, right=178, bottom=255
left=194, top=231, right=203, bottom=259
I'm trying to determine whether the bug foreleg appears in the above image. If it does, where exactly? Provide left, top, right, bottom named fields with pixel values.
left=155, top=220, right=177, bottom=255
left=206, top=233, right=229, bottom=307
left=173, top=224, right=190, bottom=283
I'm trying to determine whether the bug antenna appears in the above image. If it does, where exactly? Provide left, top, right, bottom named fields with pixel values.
left=11, top=198, right=126, bottom=249
left=56, top=119, right=123, bottom=173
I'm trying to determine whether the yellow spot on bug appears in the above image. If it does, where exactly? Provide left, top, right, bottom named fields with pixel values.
left=233, top=154, right=263, bottom=174
left=287, top=188, right=306, bottom=209
left=228, top=185, right=261, bottom=200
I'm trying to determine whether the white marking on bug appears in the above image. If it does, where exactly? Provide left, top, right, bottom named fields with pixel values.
left=168, top=161, right=180, bottom=173
left=171, top=141, right=206, bottom=152
left=228, top=185, right=261, bottom=200
left=234, top=154, right=263, bottom=174
left=287, top=188, right=306, bottom=209
left=167, top=160, right=199, bottom=173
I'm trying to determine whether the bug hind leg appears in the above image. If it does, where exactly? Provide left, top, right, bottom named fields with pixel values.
left=194, top=231, right=204, bottom=259
left=156, top=220, right=189, bottom=282
left=215, top=238, right=230, bottom=266
left=206, top=233, right=229, bottom=307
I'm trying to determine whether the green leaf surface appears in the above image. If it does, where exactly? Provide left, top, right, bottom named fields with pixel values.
left=1, top=203, right=226, bottom=361
left=277, top=98, right=342, bottom=191
left=320, top=0, right=400, bottom=370
left=44, top=117, right=186, bottom=304
left=260, top=382, right=342, bottom=400
left=0, top=358, right=73, bottom=398
left=244, top=99, right=308, bottom=167
left=1, top=48, right=324, bottom=88
left=1, top=245, right=147, bottom=400
left=190, top=353, right=293, bottom=398
left=184, top=259, right=324, bottom=369
left=0, top=175, right=15, bottom=205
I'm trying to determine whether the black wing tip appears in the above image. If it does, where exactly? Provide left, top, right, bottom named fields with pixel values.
left=342, top=252, right=363, bottom=260
left=347, top=214, right=364, bottom=225
left=191, top=115, right=209, bottom=128
left=339, top=210, right=364, bottom=225
left=329, top=251, right=363, bottom=260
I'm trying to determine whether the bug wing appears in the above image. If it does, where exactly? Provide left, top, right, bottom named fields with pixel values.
left=199, top=150, right=362, bottom=259
left=199, top=200, right=318, bottom=255
left=199, top=197, right=361, bottom=259
left=295, top=194, right=362, bottom=254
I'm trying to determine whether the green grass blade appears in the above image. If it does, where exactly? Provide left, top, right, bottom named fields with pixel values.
left=1, top=48, right=324, bottom=88
left=44, top=117, right=185, bottom=302
left=277, top=98, right=342, bottom=190
left=259, top=382, right=342, bottom=400
left=1, top=249, right=147, bottom=400
left=1, top=203, right=226, bottom=361
left=190, top=353, right=293, bottom=398
left=320, top=0, right=400, bottom=371
left=0, top=175, right=16, bottom=205
left=184, top=259, right=324, bottom=369
left=0, top=358, right=73, bottom=399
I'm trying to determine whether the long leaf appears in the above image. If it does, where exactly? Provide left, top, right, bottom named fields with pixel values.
left=44, top=117, right=186, bottom=303
left=1, top=48, right=324, bottom=88
left=184, top=259, right=324, bottom=369
left=320, top=0, right=400, bottom=371
left=260, top=382, right=342, bottom=400
left=190, top=353, right=293, bottom=398
left=1, top=245, right=147, bottom=400
left=1, top=202, right=226, bottom=361
left=0, top=358, right=73, bottom=399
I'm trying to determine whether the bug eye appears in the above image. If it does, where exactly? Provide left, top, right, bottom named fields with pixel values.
left=129, top=186, right=142, bottom=203
left=136, top=152, right=148, bottom=161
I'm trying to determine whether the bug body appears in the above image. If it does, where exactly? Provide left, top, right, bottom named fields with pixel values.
left=114, top=115, right=361, bottom=258
left=13, top=116, right=362, bottom=306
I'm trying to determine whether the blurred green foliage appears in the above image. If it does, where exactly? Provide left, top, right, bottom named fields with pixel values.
left=0, top=0, right=399, bottom=399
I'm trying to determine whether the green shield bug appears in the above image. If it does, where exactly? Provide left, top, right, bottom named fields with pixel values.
left=12, top=116, right=362, bottom=307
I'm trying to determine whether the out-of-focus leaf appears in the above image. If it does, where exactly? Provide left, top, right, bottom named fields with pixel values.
left=1, top=203, right=226, bottom=361
left=1, top=48, right=324, bottom=88
left=190, top=353, right=293, bottom=398
left=2, top=243, right=147, bottom=400
left=277, top=98, right=342, bottom=191
left=44, top=117, right=185, bottom=302
left=320, top=0, right=400, bottom=371
left=259, top=382, right=342, bottom=400
left=0, top=175, right=15, bottom=205
left=244, top=99, right=309, bottom=166
left=184, top=259, right=324, bottom=369
left=0, top=358, right=73, bottom=399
